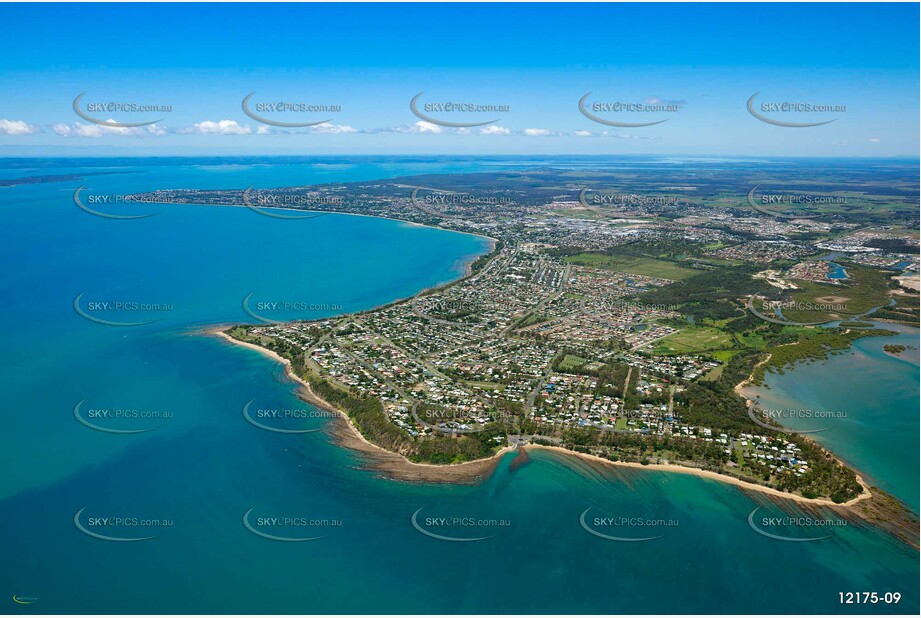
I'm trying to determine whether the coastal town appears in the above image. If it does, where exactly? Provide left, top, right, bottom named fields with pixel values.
left=132, top=167, right=918, bottom=501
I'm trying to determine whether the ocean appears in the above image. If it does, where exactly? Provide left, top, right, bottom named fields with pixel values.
left=0, top=157, right=917, bottom=614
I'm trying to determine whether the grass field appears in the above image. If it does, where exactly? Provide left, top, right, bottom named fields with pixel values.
left=516, top=312, right=549, bottom=328
left=558, top=354, right=589, bottom=370
left=700, top=365, right=724, bottom=382
left=734, top=332, right=768, bottom=349
left=651, top=326, right=735, bottom=354
left=563, top=253, right=696, bottom=281
left=465, top=381, right=505, bottom=391
left=711, top=350, right=741, bottom=362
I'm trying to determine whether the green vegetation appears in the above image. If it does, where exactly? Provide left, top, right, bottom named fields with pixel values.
left=558, top=354, right=589, bottom=370
left=873, top=289, right=920, bottom=326
left=782, top=264, right=894, bottom=323
left=563, top=252, right=696, bottom=280
left=225, top=328, right=504, bottom=465
left=514, top=312, right=550, bottom=328
left=637, top=264, right=767, bottom=321
left=652, top=326, right=735, bottom=355
left=751, top=328, right=895, bottom=384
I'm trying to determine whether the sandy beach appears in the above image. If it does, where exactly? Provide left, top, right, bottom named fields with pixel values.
left=524, top=444, right=872, bottom=507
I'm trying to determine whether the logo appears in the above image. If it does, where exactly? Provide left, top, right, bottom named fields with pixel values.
left=73, top=508, right=163, bottom=542
left=241, top=292, right=341, bottom=324
left=409, top=92, right=504, bottom=128
left=72, top=92, right=166, bottom=128
left=746, top=402, right=830, bottom=435
left=241, top=92, right=335, bottom=128
left=578, top=187, right=679, bottom=210
left=410, top=507, right=507, bottom=542
left=746, top=294, right=831, bottom=327
left=747, top=185, right=819, bottom=219
left=73, top=186, right=157, bottom=220
left=747, top=507, right=832, bottom=542
left=242, top=400, right=324, bottom=434
left=72, top=292, right=162, bottom=327
left=746, top=92, right=839, bottom=128
left=242, top=508, right=332, bottom=542
left=73, top=400, right=165, bottom=435
left=242, top=185, right=330, bottom=220
left=578, top=92, right=670, bottom=127
left=579, top=507, right=667, bottom=542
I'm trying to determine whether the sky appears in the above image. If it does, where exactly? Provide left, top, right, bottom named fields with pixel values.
left=0, top=2, right=918, bottom=157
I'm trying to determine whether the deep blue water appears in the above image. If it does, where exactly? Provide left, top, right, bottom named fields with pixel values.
left=0, top=158, right=917, bottom=614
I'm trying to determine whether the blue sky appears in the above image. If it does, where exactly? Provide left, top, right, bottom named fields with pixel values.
left=0, top=2, right=917, bottom=156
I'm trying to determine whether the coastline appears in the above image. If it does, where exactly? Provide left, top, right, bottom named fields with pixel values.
left=523, top=444, right=871, bottom=507
left=210, top=327, right=513, bottom=483
left=208, top=326, right=873, bottom=506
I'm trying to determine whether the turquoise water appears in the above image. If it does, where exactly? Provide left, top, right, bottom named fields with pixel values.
left=1, top=158, right=918, bottom=614
left=827, top=262, right=849, bottom=280
left=745, top=323, right=920, bottom=512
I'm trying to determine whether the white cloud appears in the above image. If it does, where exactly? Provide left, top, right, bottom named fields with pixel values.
left=0, top=119, right=41, bottom=135
left=645, top=96, right=687, bottom=107
left=523, top=128, right=552, bottom=136
left=187, top=120, right=252, bottom=135
left=480, top=125, right=510, bottom=135
left=571, top=130, right=594, bottom=137
left=409, top=121, right=442, bottom=134
left=255, top=122, right=358, bottom=135
left=377, top=121, right=444, bottom=134
left=309, top=122, right=358, bottom=134
left=867, top=138, right=881, bottom=143
left=600, top=130, right=660, bottom=140
left=50, top=121, right=167, bottom=138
